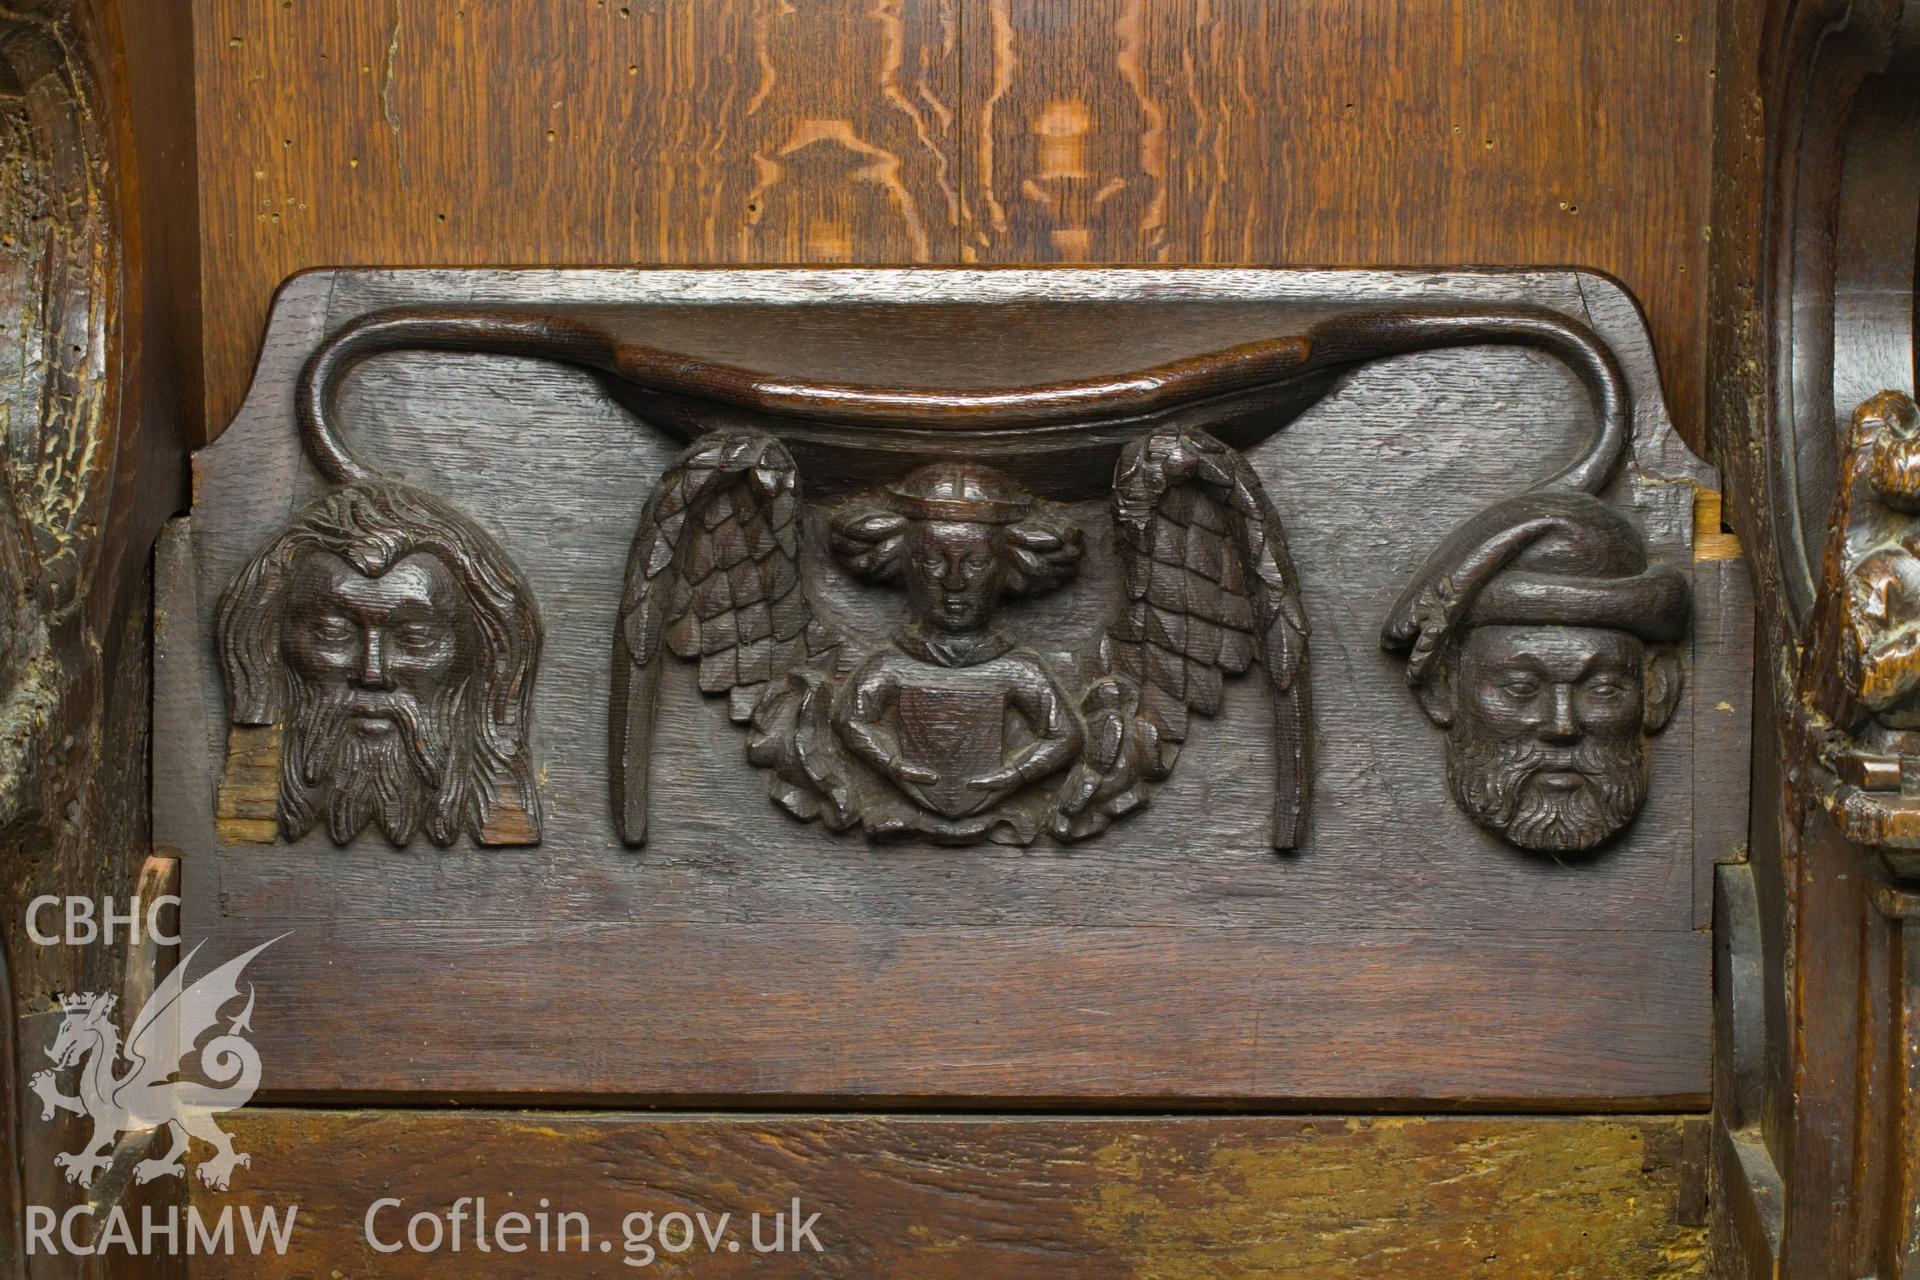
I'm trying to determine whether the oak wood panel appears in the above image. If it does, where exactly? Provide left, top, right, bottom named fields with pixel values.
left=959, top=0, right=1715, bottom=444
left=156, top=266, right=1720, bottom=1106
left=194, top=0, right=1717, bottom=446
left=198, top=921, right=1708, bottom=1105
left=190, top=1111, right=1709, bottom=1277
left=192, top=0, right=961, bottom=427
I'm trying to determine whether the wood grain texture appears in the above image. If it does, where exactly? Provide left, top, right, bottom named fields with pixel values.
left=0, top=0, right=199, bottom=1268
left=1701, top=0, right=1920, bottom=1270
left=157, top=266, right=1722, bottom=1105
left=964, top=0, right=1718, bottom=466
left=189, top=1111, right=1709, bottom=1278
left=193, top=0, right=961, bottom=427
left=193, top=0, right=1717, bottom=444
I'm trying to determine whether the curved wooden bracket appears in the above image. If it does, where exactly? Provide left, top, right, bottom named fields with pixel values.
left=295, top=301, right=1632, bottom=498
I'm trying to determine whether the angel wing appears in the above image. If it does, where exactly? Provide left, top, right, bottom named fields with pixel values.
left=1089, top=426, right=1311, bottom=849
left=117, top=935, right=282, bottom=1102
left=611, top=430, right=844, bottom=845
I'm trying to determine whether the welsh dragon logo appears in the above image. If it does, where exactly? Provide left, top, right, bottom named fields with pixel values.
left=31, top=937, right=280, bottom=1190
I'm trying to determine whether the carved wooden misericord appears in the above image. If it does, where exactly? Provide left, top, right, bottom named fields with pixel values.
left=220, top=293, right=1659, bottom=854
left=158, top=268, right=1727, bottom=1111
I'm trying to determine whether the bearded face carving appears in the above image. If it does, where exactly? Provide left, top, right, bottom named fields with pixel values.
left=1429, top=623, right=1679, bottom=853
left=216, top=483, right=542, bottom=847
left=1383, top=490, right=1689, bottom=856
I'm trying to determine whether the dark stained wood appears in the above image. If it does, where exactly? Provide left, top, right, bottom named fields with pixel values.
left=0, top=0, right=1823, bottom=1272
left=192, top=0, right=1719, bottom=449
left=156, top=265, right=1725, bottom=1106
left=1703, top=0, right=1920, bottom=1272
left=256, top=300, right=1639, bottom=858
left=188, top=1111, right=1708, bottom=1278
left=0, top=0, right=196, bottom=1273
left=188, top=921, right=1705, bottom=1106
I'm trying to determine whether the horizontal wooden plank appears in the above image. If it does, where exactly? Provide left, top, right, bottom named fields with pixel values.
left=187, top=1111, right=1709, bottom=1278
left=225, top=922, right=1707, bottom=1104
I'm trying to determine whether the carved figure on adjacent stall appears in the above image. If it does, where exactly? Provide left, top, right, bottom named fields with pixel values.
left=216, top=482, right=543, bottom=848
left=1382, top=490, right=1689, bottom=855
left=1801, top=390, right=1920, bottom=804
left=612, top=427, right=1310, bottom=849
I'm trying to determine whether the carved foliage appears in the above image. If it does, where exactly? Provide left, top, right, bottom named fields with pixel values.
left=0, top=0, right=114, bottom=844
left=1799, top=391, right=1920, bottom=849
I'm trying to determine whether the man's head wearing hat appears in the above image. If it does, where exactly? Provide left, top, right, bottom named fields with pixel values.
left=1381, top=491, right=1689, bottom=854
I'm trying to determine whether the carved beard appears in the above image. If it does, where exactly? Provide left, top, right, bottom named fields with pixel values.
left=280, top=674, right=463, bottom=846
left=1444, top=727, right=1648, bottom=854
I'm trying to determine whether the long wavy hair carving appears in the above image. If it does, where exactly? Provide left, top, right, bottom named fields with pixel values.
left=216, top=482, right=543, bottom=848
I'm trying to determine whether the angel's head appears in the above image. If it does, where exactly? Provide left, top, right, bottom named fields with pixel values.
left=830, top=463, right=1084, bottom=634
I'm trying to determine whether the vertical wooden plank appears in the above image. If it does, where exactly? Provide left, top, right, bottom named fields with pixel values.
left=959, top=0, right=1717, bottom=447
left=1691, top=491, right=1755, bottom=929
left=192, top=0, right=961, bottom=430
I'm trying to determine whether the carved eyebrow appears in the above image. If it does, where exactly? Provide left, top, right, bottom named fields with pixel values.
left=322, top=581, right=442, bottom=619
left=1486, top=652, right=1633, bottom=681
left=1486, top=657, right=1550, bottom=678
left=383, top=607, right=452, bottom=626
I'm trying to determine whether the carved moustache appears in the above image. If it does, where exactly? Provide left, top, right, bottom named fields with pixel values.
left=283, top=676, right=458, bottom=845
left=294, top=682, right=443, bottom=789
left=1445, top=729, right=1648, bottom=854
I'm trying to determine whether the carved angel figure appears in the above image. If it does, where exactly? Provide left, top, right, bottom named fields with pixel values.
left=611, top=427, right=1310, bottom=849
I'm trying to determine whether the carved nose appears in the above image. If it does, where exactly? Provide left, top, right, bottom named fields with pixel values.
left=1540, top=685, right=1581, bottom=743
left=357, top=631, right=394, bottom=690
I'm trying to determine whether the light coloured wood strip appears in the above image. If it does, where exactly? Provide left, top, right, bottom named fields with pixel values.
left=189, top=1111, right=1709, bottom=1278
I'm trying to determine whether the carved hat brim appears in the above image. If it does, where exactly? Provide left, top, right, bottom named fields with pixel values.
left=1382, top=490, right=1690, bottom=678
left=1462, top=566, right=1690, bottom=642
